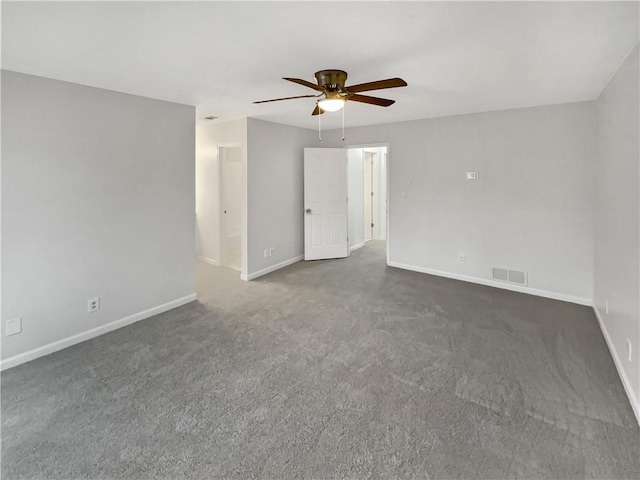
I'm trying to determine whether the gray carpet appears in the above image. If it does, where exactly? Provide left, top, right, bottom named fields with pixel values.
left=2, top=241, right=639, bottom=479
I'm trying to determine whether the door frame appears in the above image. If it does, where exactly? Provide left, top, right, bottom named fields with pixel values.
left=344, top=142, right=390, bottom=264
left=217, top=143, right=243, bottom=272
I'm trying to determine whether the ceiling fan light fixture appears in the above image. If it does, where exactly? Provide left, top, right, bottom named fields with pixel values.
left=317, top=98, right=345, bottom=112
left=254, top=70, right=407, bottom=116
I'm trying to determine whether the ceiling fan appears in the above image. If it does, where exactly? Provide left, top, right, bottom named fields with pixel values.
left=253, top=69, right=407, bottom=115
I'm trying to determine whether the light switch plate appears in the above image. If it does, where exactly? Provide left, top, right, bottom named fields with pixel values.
left=6, top=317, right=22, bottom=336
left=466, top=171, right=478, bottom=180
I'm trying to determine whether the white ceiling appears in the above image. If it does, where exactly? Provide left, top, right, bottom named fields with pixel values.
left=2, top=1, right=638, bottom=130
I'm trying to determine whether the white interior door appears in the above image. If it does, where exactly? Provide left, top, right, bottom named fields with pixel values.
left=221, top=146, right=242, bottom=270
left=371, top=152, right=385, bottom=240
left=304, top=148, right=349, bottom=260
left=377, top=151, right=387, bottom=240
left=364, top=152, right=374, bottom=242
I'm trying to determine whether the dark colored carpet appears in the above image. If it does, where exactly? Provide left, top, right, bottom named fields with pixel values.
left=2, top=241, right=638, bottom=479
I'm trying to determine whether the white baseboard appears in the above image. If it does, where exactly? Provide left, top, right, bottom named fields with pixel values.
left=387, top=261, right=592, bottom=306
left=242, top=255, right=304, bottom=281
left=350, top=242, right=365, bottom=252
left=0, top=293, right=197, bottom=371
left=593, top=306, right=640, bottom=425
left=197, top=255, right=220, bottom=266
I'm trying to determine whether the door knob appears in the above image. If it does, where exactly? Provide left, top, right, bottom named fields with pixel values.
left=305, top=209, right=312, bottom=213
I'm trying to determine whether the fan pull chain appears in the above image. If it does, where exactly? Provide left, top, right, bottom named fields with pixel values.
left=318, top=104, right=322, bottom=141
left=342, top=103, right=345, bottom=141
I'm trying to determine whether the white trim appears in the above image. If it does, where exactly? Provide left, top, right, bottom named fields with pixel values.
left=387, top=261, right=591, bottom=306
left=196, top=255, right=220, bottom=266
left=242, top=255, right=304, bottom=281
left=0, top=293, right=197, bottom=371
left=350, top=242, right=365, bottom=252
left=593, top=306, right=640, bottom=425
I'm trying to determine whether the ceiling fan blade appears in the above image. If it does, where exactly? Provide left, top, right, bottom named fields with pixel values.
left=253, top=94, right=319, bottom=104
left=346, top=77, right=407, bottom=93
left=283, top=77, right=324, bottom=91
left=348, top=94, right=395, bottom=107
left=312, top=105, right=325, bottom=116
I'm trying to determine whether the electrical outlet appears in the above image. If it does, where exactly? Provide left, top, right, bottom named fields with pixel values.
left=6, top=317, right=22, bottom=336
left=87, top=297, right=100, bottom=313
left=627, top=339, right=632, bottom=362
left=269, top=248, right=275, bottom=256
left=263, top=249, right=268, bottom=258
left=605, top=300, right=609, bottom=315
left=458, top=254, right=465, bottom=263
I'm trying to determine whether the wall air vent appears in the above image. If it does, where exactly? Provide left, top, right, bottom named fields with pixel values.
left=491, top=267, right=508, bottom=282
left=492, top=267, right=527, bottom=286
left=508, top=270, right=527, bottom=285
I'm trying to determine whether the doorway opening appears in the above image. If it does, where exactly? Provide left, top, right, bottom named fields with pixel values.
left=347, top=145, right=388, bottom=260
left=218, top=145, right=243, bottom=272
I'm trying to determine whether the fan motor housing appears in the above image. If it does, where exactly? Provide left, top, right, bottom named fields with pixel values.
left=315, top=70, right=347, bottom=91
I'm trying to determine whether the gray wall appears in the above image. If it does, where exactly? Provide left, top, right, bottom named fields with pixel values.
left=323, top=102, right=596, bottom=303
left=1, top=71, right=196, bottom=362
left=594, top=43, right=640, bottom=411
left=246, top=118, right=317, bottom=277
